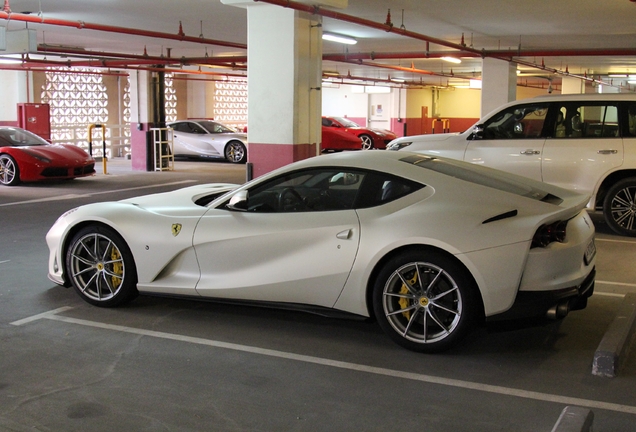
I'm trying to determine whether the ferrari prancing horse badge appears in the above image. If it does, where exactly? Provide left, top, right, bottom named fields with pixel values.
left=171, top=223, right=182, bottom=237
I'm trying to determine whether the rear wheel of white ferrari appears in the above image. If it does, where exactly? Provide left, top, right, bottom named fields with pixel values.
left=373, top=251, right=480, bottom=353
left=65, top=225, right=138, bottom=307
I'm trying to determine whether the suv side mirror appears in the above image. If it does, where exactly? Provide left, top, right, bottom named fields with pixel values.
left=227, top=190, right=248, bottom=211
left=471, top=124, right=485, bottom=140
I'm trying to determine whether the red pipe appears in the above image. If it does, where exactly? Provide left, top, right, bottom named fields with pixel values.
left=0, top=11, right=247, bottom=50
left=324, top=47, right=636, bottom=62
left=254, top=0, right=484, bottom=56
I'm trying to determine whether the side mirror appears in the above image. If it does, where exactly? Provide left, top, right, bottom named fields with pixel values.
left=227, top=190, right=248, bottom=211
left=471, top=124, right=485, bottom=140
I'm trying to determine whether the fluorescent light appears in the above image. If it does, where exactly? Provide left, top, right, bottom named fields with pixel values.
left=322, top=32, right=357, bottom=45
left=441, top=56, right=461, bottom=64
left=390, top=78, right=405, bottom=83
left=609, top=74, right=628, bottom=78
left=470, top=79, right=482, bottom=89
left=364, top=86, right=391, bottom=94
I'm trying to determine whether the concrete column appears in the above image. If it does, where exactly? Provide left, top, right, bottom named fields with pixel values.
left=129, top=70, right=153, bottom=171
left=0, top=70, right=31, bottom=125
left=223, top=0, right=344, bottom=177
left=187, top=79, right=212, bottom=119
left=562, top=76, right=585, bottom=94
left=481, top=58, right=517, bottom=117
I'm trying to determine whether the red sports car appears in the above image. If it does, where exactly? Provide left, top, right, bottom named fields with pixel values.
left=321, top=126, right=364, bottom=151
left=322, top=116, right=397, bottom=150
left=0, top=127, right=95, bottom=186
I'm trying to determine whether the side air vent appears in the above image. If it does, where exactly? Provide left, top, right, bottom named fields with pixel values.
left=482, top=210, right=518, bottom=224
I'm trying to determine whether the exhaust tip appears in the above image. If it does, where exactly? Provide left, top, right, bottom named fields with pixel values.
left=546, top=300, right=571, bottom=320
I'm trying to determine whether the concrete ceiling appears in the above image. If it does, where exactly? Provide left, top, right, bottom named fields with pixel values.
left=2, top=0, right=636, bottom=91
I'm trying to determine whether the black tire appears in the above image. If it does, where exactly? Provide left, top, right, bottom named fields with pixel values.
left=372, top=250, right=480, bottom=353
left=603, top=178, right=636, bottom=236
left=0, top=154, right=20, bottom=186
left=359, top=134, right=374, bottom=150
left=65, top=225, right=138, bottom=307
left=224, top=140, right=247, bottom=164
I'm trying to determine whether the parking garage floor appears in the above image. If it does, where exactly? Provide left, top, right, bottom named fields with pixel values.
left=1, top=158, right=635, bottom=431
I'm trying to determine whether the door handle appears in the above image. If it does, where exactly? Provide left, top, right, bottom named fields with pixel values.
left=520, top=149, right=540, bottom=155
left=336, top=229, right=353, bottom=240
left=597, top=149, right=618, bottom=155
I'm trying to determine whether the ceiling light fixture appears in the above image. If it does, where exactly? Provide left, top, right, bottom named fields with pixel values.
left=322, top=32, right=357, bottom=45
left=441, top=56, right=461, bottom=64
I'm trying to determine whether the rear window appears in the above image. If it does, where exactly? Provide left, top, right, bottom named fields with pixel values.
left=400, top=155, right=562, bottom=204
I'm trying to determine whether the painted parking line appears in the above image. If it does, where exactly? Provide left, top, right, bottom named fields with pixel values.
left=595, top=238, right=636, bottom=245
left=0, top=260, right=9, bottom=265
left=10, top=307, right=636, bottom=416
left=597, top=280, right=636, bottom=289
left=0, top=180, right=196, bottom=207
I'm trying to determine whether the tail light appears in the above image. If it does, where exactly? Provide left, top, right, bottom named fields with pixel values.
left=531, top=220, right=568, bottom=248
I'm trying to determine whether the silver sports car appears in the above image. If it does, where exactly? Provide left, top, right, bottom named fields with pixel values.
left=46, top=151, right=596, bottom=352
left=168, top=120, right=247, bottom=164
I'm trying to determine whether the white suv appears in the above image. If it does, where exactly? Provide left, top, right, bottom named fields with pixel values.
left=387, top=93, right=636, bottom=236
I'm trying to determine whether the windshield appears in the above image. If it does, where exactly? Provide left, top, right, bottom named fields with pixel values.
left=198, top=121, right=237, bottom=134
left=332, top=117, right=361, bottom=128
left=0, top=128, right=49, bottom=147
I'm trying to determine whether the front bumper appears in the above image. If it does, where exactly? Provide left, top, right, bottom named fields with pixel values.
left=487, top=267, right=595, bottom=321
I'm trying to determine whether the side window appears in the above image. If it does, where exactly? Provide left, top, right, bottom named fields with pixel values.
left=552, top=104, right=619, bottom=138
left=172, top=123, right=188, bottom=133
left=355, top=172, right=424, bottom=209
left=190, top=124, right=207, bottom=134
left=625, top=103, right=636, bottom=137
left=243, top=169, right=366, bottom=213
left=482, top=104, right=548, bottom=140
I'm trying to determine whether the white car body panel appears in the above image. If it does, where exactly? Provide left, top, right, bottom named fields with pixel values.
left=193, top=209, right=360, bottom=307
left=464, top=137, right=545, bottom=182
left=541, top=136, right=623, bottom=193
left=46, top=151, right=595, bottom=321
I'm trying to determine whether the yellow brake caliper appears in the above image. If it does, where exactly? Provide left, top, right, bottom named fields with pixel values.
left=111, top=247, right=123, bottom=288
left=398, top=272, right=418, bottom=320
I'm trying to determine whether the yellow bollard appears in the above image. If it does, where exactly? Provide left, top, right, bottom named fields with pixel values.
left=88, top=124, right=108, bottom=174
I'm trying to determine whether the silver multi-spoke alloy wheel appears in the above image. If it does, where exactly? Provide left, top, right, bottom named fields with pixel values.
left=0, top=154, right=19, bottom=186
left=225, top=140, right=247, bottom=164
left=66, top=226, right=138, bottom=306
left=373, top=251, right=479, bottom=352
left=603, top=178, right=636, bottom=237
left=360, top=134, right=374, bottom=150
left=382, top=262, right=462, bottom=344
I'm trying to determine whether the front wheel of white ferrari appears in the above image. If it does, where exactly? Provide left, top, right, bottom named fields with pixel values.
left=372, top=251, right=480, bottom=353
left=65, top=225, right=138, bottom=307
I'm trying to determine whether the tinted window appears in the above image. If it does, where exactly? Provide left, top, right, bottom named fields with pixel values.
left=0, top=128, right=48, bottom=147
left=239, top=168, right=422, bottom=213
left=625, top=103, right=636, bottom=137
left=551, top=103, right=619, bottom=138
left=198, top=121, right=235, bottom=134
left=482, top=103, right=548, bottom=139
